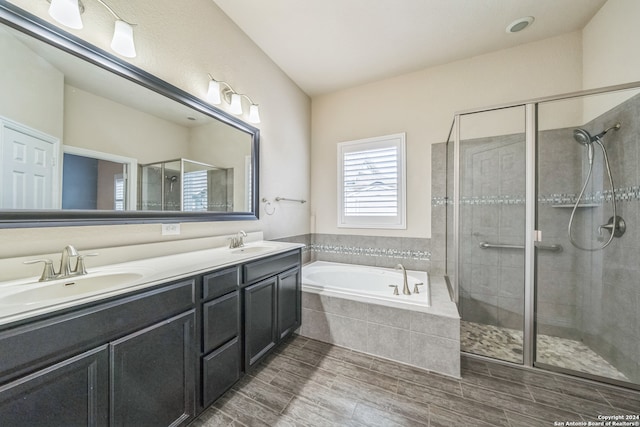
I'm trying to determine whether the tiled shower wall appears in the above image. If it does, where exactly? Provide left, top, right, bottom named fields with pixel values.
left=431, top=92, right=640, bottom=381
left=581, top=93, right=640, bottom=382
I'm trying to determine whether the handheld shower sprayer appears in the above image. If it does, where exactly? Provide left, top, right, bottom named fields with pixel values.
left=572, top=123, right=620, bottom=165
left=568, top=122, right=623, bottom=251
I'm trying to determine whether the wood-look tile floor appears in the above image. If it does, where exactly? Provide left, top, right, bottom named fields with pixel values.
left=191, top=335, right=640, bottom=427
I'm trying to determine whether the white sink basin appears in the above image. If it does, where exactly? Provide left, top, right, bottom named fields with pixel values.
left=1, top=272, right=144, bottom=306
left=230, top=246, right=275, bottom=255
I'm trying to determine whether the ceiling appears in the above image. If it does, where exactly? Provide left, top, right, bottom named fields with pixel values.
left=212, top=0, right=607, bottom=96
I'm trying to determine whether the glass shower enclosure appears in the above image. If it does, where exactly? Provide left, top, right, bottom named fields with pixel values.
left=447, top=82, right=640, bottom=389
left=139, top=158, right=233, bottom=212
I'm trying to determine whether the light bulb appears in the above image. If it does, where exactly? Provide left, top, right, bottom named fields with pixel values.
left=48, top=0, right=83, bottom=29
left=248, top=104, right=260, bottom=123
left=229, top=93, right=242, bottom=114
left=207, top=80, right=221, bottom=104
left=111, top=20, right=136, bottom=58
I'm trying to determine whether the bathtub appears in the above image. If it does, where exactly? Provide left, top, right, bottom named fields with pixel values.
left=300, top=261, right=461, bottom=378
left=302, top=261, right=432, bottom=308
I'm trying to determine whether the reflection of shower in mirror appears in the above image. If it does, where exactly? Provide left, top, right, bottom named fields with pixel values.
left=166, top=175, right=178, bottom=192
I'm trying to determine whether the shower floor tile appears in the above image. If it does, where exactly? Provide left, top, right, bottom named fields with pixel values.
left=461, top=321, right=630, bottom=381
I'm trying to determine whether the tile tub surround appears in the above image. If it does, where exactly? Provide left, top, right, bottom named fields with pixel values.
left=300, top=274, right=460, bottom=378
left=192, top=334, right=640, bottom=427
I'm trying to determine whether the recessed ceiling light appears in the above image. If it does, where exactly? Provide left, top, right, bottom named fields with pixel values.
left=506, top=16, right=534, bottom=33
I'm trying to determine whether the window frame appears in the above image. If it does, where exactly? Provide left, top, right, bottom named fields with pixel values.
left=337, top=133, right=407, bottom=229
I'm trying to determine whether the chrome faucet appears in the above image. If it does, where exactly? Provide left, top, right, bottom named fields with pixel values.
left=24, top=245, right=97, bottom=282
left=59, top=245, right=79, bottom=277
left=228, top=230, right=247, bottom=249
left=395, top=264, right=411, bottom=295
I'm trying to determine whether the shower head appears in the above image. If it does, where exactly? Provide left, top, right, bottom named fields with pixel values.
left=573, top=122, right=621, bottom=145
left=573, top=128, right=592, bottom=146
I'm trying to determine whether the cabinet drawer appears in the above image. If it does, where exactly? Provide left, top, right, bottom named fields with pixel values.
left=202, top=267, right=239, bottom=301
left=202, top=337, right=240, bottom=407
left=0, top=279, right=195, bottom=384
left=243, top=250, right=300, bottom=284
left=203, top=291, right=239, bottom=354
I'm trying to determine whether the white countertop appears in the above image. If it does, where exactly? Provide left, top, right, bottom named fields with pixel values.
left=0, top=240, right=304, bottom=327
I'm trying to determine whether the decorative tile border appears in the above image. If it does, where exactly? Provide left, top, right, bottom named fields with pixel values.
left=308, top=244, right=430, bottom=261
left=432, top=185, right=640, bottom=207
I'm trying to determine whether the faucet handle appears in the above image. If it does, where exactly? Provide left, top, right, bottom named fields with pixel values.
left=388, top=284, right=399, bottom=296
left=24, top=259, right=56, bottom=282
left=75, top=253, right=98, bottom=275
left=413, top=282, right=424, bottom=294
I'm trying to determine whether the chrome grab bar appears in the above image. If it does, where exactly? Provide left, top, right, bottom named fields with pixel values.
left=275, top=196, right=307, bottom=204
left=479, top=241, right=563, bottom=253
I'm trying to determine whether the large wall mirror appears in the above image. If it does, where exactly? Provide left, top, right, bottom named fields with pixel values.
left=0, top=3, right=259, bottom=227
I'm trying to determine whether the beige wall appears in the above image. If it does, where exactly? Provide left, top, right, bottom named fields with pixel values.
left=311, top=32, right=583, bottom=239
left=64, top=86, right=190, bottom=163
left=0, top=27, right=63, bottom=139
left=582, top=0, right=640, bottom=121
left=2, top=0, right=311, bottom=258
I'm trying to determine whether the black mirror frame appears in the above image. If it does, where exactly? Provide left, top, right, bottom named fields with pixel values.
left=0, top=1, right=260, bottom=228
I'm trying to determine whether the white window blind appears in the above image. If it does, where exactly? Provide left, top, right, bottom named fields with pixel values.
left=183, top=170, right=208, bottom=211
left=338, top=133, right=406, bottom=229
left=114, top=175, right=125, bottom=211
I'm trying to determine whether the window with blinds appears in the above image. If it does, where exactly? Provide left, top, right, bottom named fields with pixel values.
left=183, top=170, right=208, bottom=211
left=114, top=175, right=125, bottom=211
left=337, top=133, right=406, bottom=229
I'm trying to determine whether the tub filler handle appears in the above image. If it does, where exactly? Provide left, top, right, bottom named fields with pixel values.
left=413, top=282, right=424, bottom=294
left=388, top=285, right=399, bottom=295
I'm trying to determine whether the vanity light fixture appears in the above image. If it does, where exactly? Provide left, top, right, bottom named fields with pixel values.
left=47, top=0, right=137, bottom=58
left=207, top=74, right=261, bottom=124
left=48, top=0, right=83, bottom=29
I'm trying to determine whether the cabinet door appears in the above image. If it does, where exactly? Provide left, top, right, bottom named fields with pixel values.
left=0, top=346, right=108, bottom=427
left=111, top=310, right=195, bottom=427
left=244, top=277, right=277, bottom=369
left=277, top=267, right=301, bottom=340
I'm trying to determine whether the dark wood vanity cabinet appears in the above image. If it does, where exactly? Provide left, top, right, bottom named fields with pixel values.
left=0, top=247, right=302, bottom=425
left=243, top=250, right=302, bottom=370
left=0, top=279, right=197, bottom=427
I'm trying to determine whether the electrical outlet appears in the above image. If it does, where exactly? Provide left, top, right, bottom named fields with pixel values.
left=161, top=223, right=181, bottom=236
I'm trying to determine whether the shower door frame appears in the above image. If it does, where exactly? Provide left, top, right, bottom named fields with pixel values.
left=449, top=80, right=640, bottom=386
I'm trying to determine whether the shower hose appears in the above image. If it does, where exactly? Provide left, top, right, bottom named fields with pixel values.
left=567, top=137, right=617, bottom=251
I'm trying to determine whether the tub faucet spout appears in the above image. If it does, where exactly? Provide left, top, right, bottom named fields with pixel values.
left=395, top=264, right=411, bottom=295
